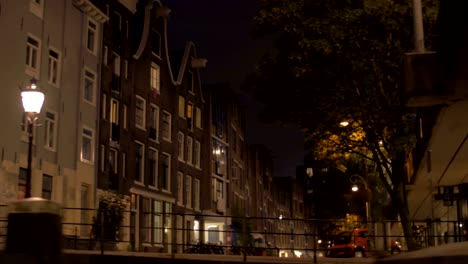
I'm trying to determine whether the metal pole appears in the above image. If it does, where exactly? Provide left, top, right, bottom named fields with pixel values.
left=25, top=119, right=33, bottom=198
left=413, top=0, right=425, bottom=52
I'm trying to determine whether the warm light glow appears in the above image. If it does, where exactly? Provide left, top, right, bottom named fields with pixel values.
left=340, top=121, right=349, bottom=127
left=279, top=214, right=283, bottom=220
left=352, top=184, right=359, bottom=192
left=379, top=140, right=383, bottom=146
left=294, top=250, right=302, bottom=257
left=318, top=239, right=322, bottom=244
left=21, top=90, right=44, bottom=113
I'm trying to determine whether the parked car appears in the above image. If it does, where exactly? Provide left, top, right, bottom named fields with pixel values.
left=326, top=228, right=368, bottom=258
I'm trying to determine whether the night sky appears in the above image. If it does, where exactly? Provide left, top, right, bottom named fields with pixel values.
left=166, top=0, right=305, bottom=176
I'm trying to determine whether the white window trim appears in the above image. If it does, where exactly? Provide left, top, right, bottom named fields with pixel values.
left=30, top=0, right=44, bottom=19
left=161, top=152, right=171, bottom=193
left=194, top=178, right=200, bottom=210
left=110, top=98, right=119, bottom=125
left=149, top=104, right=159, bottom=142
left=186, top=136, right=193, bottom=165
left=25, top=33, right=41, bottom=79
left=83, top=67, right=97, bottom=105
left=47, top=47, right=62, bottom=87
left=178, top=96, right=185, bottom=118
left=134, top=140, right=145, bottom=184
left=43, top=110, right=58, bottom=152
left=87, top=18, right=99, bottom=55
left=162, top=110, right=172, bottom=142
left=148, top=147, right=159, bottom=189
left=177, top=172, right=184, bottom=206
left=177, top=132, right=184, bottom=162
left=150, top=63, right=160, bottom=94
left=109, top=148, right=118, bottom=174
left=80, top=126, right=95, bottom=164
left=195, top=107, right=202, bottom=129
left=135, top=95, right=146, bottom=130
left=185, top=175, right=192, bottom=209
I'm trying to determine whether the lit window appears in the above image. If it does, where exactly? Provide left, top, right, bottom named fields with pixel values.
left=187, top=102, right=194, bottom=130
left=150, top=63, right=160, bottom=95
left=178, top=96, right=185, bottom=118
left=110, top=98, right=119, bottom=124
left=44, top=111, right=57, bottom=150
left=135, top=96, right=146, bottom=129
left=81, top=127, right=94, bottom=162
left=83, top=68, right=96, bottom=104
left=47, top=49, right=61, bottom=86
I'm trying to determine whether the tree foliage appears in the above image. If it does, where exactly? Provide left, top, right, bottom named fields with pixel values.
left=246, top=0, right=439, bottom=250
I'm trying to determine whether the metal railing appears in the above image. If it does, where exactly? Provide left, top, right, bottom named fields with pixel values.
left=0, top=206, right=467, bottom=257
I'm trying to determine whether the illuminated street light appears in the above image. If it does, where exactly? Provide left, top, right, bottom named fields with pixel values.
left=21, top=78, right=44, bottom=198
left=351, top=184, right=359, bottom=192
left=340, top=121, right=349, bottom=127
left=349, top=174, right=370, bottom=224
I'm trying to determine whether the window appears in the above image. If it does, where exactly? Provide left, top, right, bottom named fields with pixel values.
left=123, top=104, right=128, bottom=129
left=30, top=0, right=44, bottom=18
left=81, top=127, right=94, bottom=163
left=177, top=172, right=183, bottom=205
left=135, top=96, right=146, bottom=129
left=109, top=148, right=118, bottom=174
left=101, top=94, right=107, bottom=119
left=194, top=140, right=201, bottom=168
left=135, top=141, right=144, bottom=183
left=100, top=145, right=105, bottom=172
left=153, top=200, right=163, bottom=244
left=112, top=11, right=122, bottom=31
left=159, top=153, right=171, bottom=191
left=149, top=148, right=158, bottom=187
left=150, top=63, right=160, bottom=95
left=110, top=98, right=119, bottom=124
left=26, top=35, right=40, bottom=76
left=123, top=60, right=128, bottom=79
left=113, top=52, right=121, bottom=76
left=186, top=136, right=193, bottom=164
left=151, top=30, right=161, bottom=55
left=185, top=175, right=192, bottom=208
left=41, top=174, right=52, bottom=200
left=178, top=96, right=185, bottom=118
left=195, top=107, right=202, bottom=128
left=177, top=132, right=184, bottom=161
left=188, top=71, right=194, bottom=93
left=161, top=111, right=171, bottom=141
left=18, top=168, right=27, bottom=200
left=103, top=46, right=108, bottom=66
left=141, top=197, right=151, bottom=243
left=47, top=49, right=61, bottom=86
left=44, top=111, right=57, bottom=150
left=80, top=184, right=90, bottom=236
left=122, top=152, right=127, bottom=178
left=186, top=102, right=194, bottom=130
left=149, top=104, right=159, bottom=141
left=194, top=179, right=200, bottom=210
left=83, top=68, right=96, bottom=104
left=87, top=19, right=98, bottom=54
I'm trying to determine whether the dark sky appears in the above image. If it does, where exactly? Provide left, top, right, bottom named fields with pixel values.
left=166, top=0, right=305, bottom=176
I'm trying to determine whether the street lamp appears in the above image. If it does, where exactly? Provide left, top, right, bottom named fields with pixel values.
left=349, top=174, right=371, bottom=225
left=21, top=78, right=45, bottom=198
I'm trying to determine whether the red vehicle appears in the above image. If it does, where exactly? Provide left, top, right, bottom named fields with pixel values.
left=327, top=228, right=368, bottom=258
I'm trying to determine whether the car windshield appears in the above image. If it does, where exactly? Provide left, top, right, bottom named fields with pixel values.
left=333, top=232, right=353, bottom=245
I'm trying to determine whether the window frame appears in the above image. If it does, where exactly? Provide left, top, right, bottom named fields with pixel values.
left=87, top=18, right=99, bottom=55
left=185, top=175, right=192, bottom=208
left=44, top=110, right=58, bottom=151
left=160, top=152, right=171, bottom=192
left=161, top=111, right=172, bottom=142
left=83, top=67, right=97, bottom=105
left=149, top=104, right=159, bottom=142
left=81, top=126, right=95, bottom=164
left=135, top=96, right=146, bottom=130
left=150, top=63, right=160, bottom=95
left=177, top=132, right=185, bottom=162
left=134, top=141, right=145, bottom=184
left=30, top=0, right=44, bottom=18
left=113, top=52, right=121, bottom=76
left=47, top=48, right=61, bottom=87
left=194, top=140, right=201, bottom=168
left=193, top=178, right=200, bottom=210
left=41, top=174, right=53, bottom=200
left=177, top=172, right=184, bottom=206
left=149, top=148, right=158, bottom=188
left=110, top=98, right=119, bottom=125
left=186, top=136, right=193, bottom=165
left=178, top=96, right=185, bottom=118
left=25, top=34, right=41, bottom=78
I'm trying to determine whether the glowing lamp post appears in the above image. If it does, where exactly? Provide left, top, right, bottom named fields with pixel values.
left=350, top=174, right=371, bottom=224
left=21, top=78, right=44, bottom=198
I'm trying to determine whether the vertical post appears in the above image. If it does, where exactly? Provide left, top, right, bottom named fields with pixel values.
left=313, top=220, right=317, bottom=264
left=25, top=119, right=33, bottom=198
left=413, top=0, right=425, bottom=52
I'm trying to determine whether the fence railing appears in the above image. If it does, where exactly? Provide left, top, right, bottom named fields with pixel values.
left=0, top=206, right=467, bottom=257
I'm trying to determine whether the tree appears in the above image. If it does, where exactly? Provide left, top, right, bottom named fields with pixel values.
left=245, top=0, right=439, bottom=250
